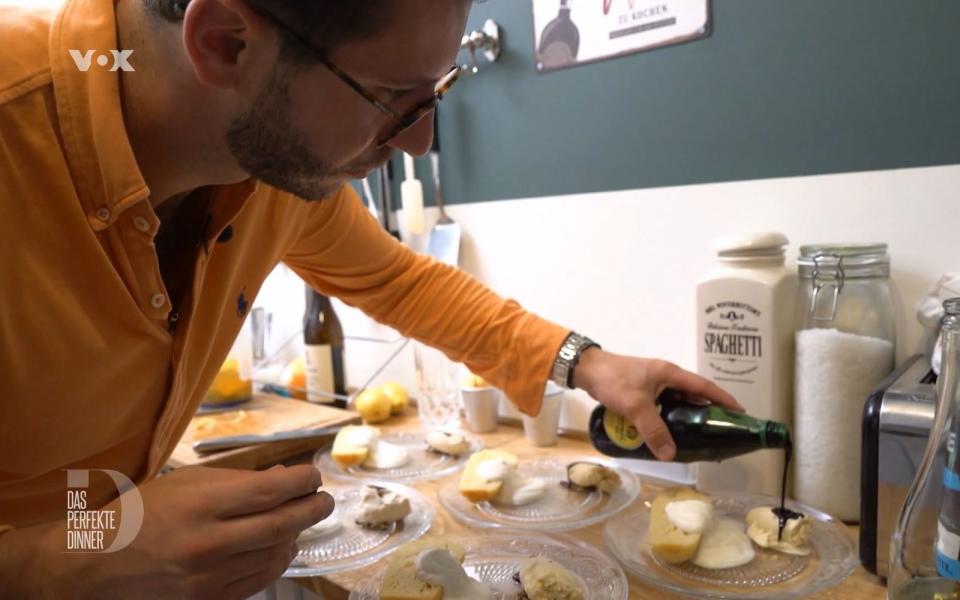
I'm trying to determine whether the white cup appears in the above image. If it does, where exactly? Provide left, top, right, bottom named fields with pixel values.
left=461, top=386, right=501, bottom=433
left=521, top=382, right=565, bottom=447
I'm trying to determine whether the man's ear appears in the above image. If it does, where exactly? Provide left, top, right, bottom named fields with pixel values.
left=181, top=0, right=276, bottom=90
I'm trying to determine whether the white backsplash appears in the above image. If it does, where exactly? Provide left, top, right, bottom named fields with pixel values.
left=255, top=163, right=960, bottom=432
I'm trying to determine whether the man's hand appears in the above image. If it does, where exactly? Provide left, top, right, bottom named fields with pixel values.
left=1, top=464, right=334, bottom=600
left=572, top=348, right=744, bottom=461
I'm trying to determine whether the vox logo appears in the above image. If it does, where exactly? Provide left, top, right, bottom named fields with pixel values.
left=69, top=49, right=135, bottom=72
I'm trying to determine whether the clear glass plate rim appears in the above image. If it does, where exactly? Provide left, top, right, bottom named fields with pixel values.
left=438, top=456, right=641, bottom=531
left=282, top=480, right=436, bottom=577
left=602, top=489, right=859, bottom=600
left=314, top=430, right=485, bottom=484
left=347, top=530, right=630, bottom=600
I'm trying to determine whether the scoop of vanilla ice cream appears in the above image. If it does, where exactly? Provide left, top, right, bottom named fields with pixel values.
left=665, top=499, right=716, bottom=534
left=475, top=459, right=545, bottom=506
left=414, top=549, right=493, bottom=600
left=426, top=431, right=470, bottom=456
left=362, top=440, right=409, bottom=469
left=692, top=518, right=756, bottom=569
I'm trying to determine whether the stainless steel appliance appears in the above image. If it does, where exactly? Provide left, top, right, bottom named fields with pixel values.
left=861, top=354, right=938, bottom=576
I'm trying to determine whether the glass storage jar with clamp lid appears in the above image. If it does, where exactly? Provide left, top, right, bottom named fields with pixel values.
left=793, top=244, right=896, bottom=521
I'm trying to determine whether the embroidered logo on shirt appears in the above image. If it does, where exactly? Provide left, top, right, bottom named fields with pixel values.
left=237, top=287, right=249, bottom=318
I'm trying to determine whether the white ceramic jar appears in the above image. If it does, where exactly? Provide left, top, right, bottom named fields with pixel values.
left=696, top=232, right=797, bottom=497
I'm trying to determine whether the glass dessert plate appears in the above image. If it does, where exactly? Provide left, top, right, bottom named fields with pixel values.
left=315, top=430, right=484, bottom=484
left=603, top=489, right=857, bottom=599
left=348, top=531, right=629, bottom=599
left=282, top=480, right=435, bottom=577
left=437, top=457, right=640, bottom=531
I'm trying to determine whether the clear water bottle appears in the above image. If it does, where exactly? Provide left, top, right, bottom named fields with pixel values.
left=888, top=298, right=960, bottom=599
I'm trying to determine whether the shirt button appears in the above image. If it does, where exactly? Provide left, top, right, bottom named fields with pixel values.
left=95, top=207, right=111, bottom=222
left=133, top=217, right=151, bottom=233
left=150, top=293, right=166, bottom=309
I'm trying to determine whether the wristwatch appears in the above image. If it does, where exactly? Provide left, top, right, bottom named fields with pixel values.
left=551, top=332, right=601, bottom=389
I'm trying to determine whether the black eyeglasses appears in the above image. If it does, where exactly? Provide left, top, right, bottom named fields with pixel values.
left=251, top=5, right=461, bottom=147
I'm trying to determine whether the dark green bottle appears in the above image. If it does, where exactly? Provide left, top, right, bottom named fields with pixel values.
left=588, top=389, right=791, bottom=462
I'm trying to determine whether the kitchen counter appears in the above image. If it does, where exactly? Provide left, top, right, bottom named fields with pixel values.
left=291, top=415, right=885, bottom=599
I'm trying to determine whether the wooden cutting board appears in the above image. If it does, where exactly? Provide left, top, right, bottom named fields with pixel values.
left=168, top=394, right=361, bottom=470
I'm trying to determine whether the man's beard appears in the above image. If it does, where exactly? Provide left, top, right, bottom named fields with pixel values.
left=226, top=70, right=342, bottom=201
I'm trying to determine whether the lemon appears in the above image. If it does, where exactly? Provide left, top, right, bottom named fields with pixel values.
left=282, top=357, right=307, bottom=400
left=462, top=373, right=489, bottom=388
left=381, top=382, right=409, bottom=414
left=205, top=357, right=252, bottom=404
left=355, top=387, right=392, bottom=424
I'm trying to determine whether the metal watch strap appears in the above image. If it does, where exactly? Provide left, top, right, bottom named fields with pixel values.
left=551, top=332, right=601, bottom=389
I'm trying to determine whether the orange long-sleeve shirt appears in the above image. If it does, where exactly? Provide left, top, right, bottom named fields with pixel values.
left=0, top=0, right=569, bottom=529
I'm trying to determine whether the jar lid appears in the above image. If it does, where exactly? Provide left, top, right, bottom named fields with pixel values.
left=714, top=232, right=789, bottom=259
left=798, top=243, right=890, bottom=279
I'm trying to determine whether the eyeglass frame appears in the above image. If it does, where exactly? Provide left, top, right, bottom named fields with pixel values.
left=250, top=5, right=461, bottom=147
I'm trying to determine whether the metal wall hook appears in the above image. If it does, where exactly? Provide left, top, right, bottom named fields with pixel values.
left=460, top=19, right=501, bottom=75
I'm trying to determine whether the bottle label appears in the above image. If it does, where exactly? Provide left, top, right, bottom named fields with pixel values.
left=305, top=344, right=335, bottom=403
left=701, top=301, right=763, bottom=383
left=602, top=407, right=659, bottom=451
left=945, top=466, right=960, bottom=493
left=937, top=520, right=960, bottom=579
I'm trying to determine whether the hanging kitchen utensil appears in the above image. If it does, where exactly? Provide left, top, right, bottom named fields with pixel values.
left=426, top=112, right=460, bottom=266
left=400, top=153, right=425, bottom=235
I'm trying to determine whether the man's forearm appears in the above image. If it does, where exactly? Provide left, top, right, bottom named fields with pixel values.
left=283, top=186, right=571, bottom=414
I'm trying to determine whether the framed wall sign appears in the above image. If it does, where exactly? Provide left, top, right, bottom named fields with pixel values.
left=533, top=0, right=711, bottom=73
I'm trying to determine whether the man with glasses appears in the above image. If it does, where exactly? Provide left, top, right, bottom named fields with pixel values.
left=0, top=0, right=740, bottom=597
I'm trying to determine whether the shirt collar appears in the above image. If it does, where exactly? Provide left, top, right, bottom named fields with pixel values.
left=49, top=0, right=151, bottom=231
left=50, top=0, right=265, bottom=233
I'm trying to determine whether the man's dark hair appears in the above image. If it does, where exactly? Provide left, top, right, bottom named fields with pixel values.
left=143, top=1, right=390, bottom=63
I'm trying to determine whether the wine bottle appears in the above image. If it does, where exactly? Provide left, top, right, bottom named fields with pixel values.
left=303, top=286, right=347, bottom=408
left=589, top=389, right=790, bottom=462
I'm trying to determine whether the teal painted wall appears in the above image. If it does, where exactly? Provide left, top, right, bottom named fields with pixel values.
left=391, top=0, right=960, bottom=206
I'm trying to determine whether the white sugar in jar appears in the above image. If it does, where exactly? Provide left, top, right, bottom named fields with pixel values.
left=793, top=244, right=896, bottom=521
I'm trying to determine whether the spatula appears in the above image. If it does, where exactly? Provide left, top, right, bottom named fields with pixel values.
left=426, top=112, right=460, bottom=267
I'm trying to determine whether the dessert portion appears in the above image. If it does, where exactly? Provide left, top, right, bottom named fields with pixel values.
left=746, top=506, right=812, bottom=556
left=332, top=425, right=381, bottom=467
left=363, top=439, right=410, bottom=470
left=355, top=485, right=411, bottom=529
left=379, top=538, right=474, bottom=600
left=691, top=518, right=755, bottom=569
left=459, top=449, right=518, bottom=502
left=649, top=488, right=812, bottom=571
left=515, top=557, right=584, bottom=600
left=414, top=548, right=493, bottom=600
left=652, top=488, right=755, bottom=569
left=649, top=487, right=714, bottom=564
left=426, top=431, right=471, bottom=457
left=330, top=425, right=410, bottom=470
left=562, top=462, right=621, bottom=493
left=297, top=513, right=342, bottom=541
left=459, top=449, right=545, bottom=506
